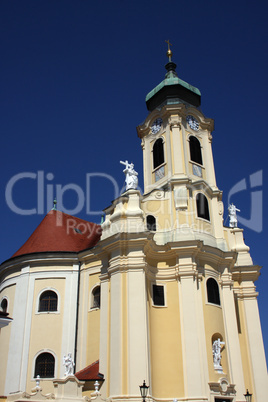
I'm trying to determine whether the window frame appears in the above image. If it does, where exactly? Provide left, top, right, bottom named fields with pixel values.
left=0, top=297, right=8, bottom=313
left=36, top=288, right=60, bottom=315
left=90, top=284, right=101, bottom=310
left=152, top=137, right=165, bottom=170
left=151, top=283, right=167, bottom=307
left=33, top=350, right=56, bottom=379
left=196, top=192, right=210, bottom=222
left=214, top=399, right=233, bottom=402
left=206, top=277, right=221, bottom=306
left=189, top=135, right=203, bottom=166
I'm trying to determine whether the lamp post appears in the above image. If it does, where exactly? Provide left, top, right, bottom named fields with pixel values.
left=244, top=389, right=252, bottom=402
left=139, top=380, right=149, bottom=402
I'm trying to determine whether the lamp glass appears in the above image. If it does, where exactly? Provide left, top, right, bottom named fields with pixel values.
left=244, top=389, right=252, bottom=402
left=139, top=380, right=149, bottom=399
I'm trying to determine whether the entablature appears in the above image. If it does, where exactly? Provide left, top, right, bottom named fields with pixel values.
left=231, top=264, right=261, bottom=283
left=0, top=252, right=79, bottom=283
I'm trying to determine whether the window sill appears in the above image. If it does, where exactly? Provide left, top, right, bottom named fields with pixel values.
left=152, top=162, right=166, bottom=173
left=196, top=216, right=211, bottom=224
left=189, top=160, right=203, bottom=168
left=36, top=311, right=60, bottom=315
left=152, top=304, right=167, bottom=308
left=206, top=302, right=221, bottom=308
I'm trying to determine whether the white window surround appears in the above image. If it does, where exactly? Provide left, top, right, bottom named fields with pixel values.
left=32, top=349, right=57, bottom=380
left=151, top=282, right=167, bottom=308
left=150, top=132, right=166, bottom=144
left=89, top=283, right=101, bottom=311
left=35, top=287, right=60, bottom=315
left=186, top=132, right=203, bottom=143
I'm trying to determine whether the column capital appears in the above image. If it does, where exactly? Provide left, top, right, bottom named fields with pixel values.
left=219, top=273, right=234, bottom=289
left=168, top=115, right=182, bottom=129
left=234, top=285, right=259, bottom=300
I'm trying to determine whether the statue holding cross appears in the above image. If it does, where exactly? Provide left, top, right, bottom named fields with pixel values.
left=120, top=160, right=138, bottom=191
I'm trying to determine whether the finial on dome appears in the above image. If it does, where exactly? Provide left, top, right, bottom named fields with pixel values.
left=164, top=40, right=178, bottom=79
left=52, top=198, right=57, bottom=210
left=165, top=39, right=173, bottom=62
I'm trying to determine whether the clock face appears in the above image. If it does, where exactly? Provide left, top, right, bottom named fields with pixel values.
left=187, top=115, right=199, bottom=131
left=151, top=118, right=163, bottom=134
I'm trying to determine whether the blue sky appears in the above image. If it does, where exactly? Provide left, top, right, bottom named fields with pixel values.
left=1, top=1, right=267, bottom=362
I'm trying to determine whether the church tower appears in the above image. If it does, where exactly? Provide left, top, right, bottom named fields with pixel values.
left=137, top=42, right=219, bottom=240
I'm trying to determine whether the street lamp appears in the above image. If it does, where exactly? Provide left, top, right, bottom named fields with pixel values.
left=139, top=380, right=149, bottom=402
left=244, top=389, right=252, bottom=402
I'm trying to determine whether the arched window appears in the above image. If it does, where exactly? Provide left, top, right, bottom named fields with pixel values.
left=92, top=286, right=100, bottom=309
left=153, top=138, right=164, bottom=169
left=1, top=298, right=8, bottom=313
left=207, top=278, right=220, bottom=305
left=189, top=136, right=203, bottom=165
left=34, top=352, right=55, bottom=378
left=38, top=290, right=58, bottom=312
left=196, top=193, right=210, bottom=221
left=146, top=215, right=156, bottom=231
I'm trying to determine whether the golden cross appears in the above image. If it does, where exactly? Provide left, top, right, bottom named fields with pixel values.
left=165, top=39, right=172, bottom=51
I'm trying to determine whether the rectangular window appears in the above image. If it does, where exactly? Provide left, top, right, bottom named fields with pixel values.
left=215, top=398, right=233, bottom=402
left=152, top=284, right=165, bottom=306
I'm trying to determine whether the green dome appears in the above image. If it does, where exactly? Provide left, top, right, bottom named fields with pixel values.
left=145, top=61, right=201, bottom=111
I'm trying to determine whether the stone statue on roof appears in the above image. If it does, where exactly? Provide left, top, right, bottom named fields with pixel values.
left=228, top=203, right=240, bottom=228
left=120, top=160, right=138, bottom=191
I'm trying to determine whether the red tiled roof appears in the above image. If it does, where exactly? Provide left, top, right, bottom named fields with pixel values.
left=12, top=210, right=102, bottom=258
left=75, top=360, right=104, bottom=381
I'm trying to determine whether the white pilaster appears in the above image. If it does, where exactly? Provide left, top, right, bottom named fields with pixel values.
left=99, top=276, right=109, bottom=397
left=109, top=271, right=122, bottom=396
left=170, top=121, right=184, bottom=174
left=221, top=274, right=245, bottom=400
left=60, top=264, right=79, bottom=378
left=127, top=268, right=149, bottom=395
left=76, top=269, right=88, bottom=371
left=202, top=133, right=216, bottom=187
left=242, top=286, right=268, bottom=402
left=5, top=267, right=33, bottom=395
left=178, top=257, right=206, bottom=400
